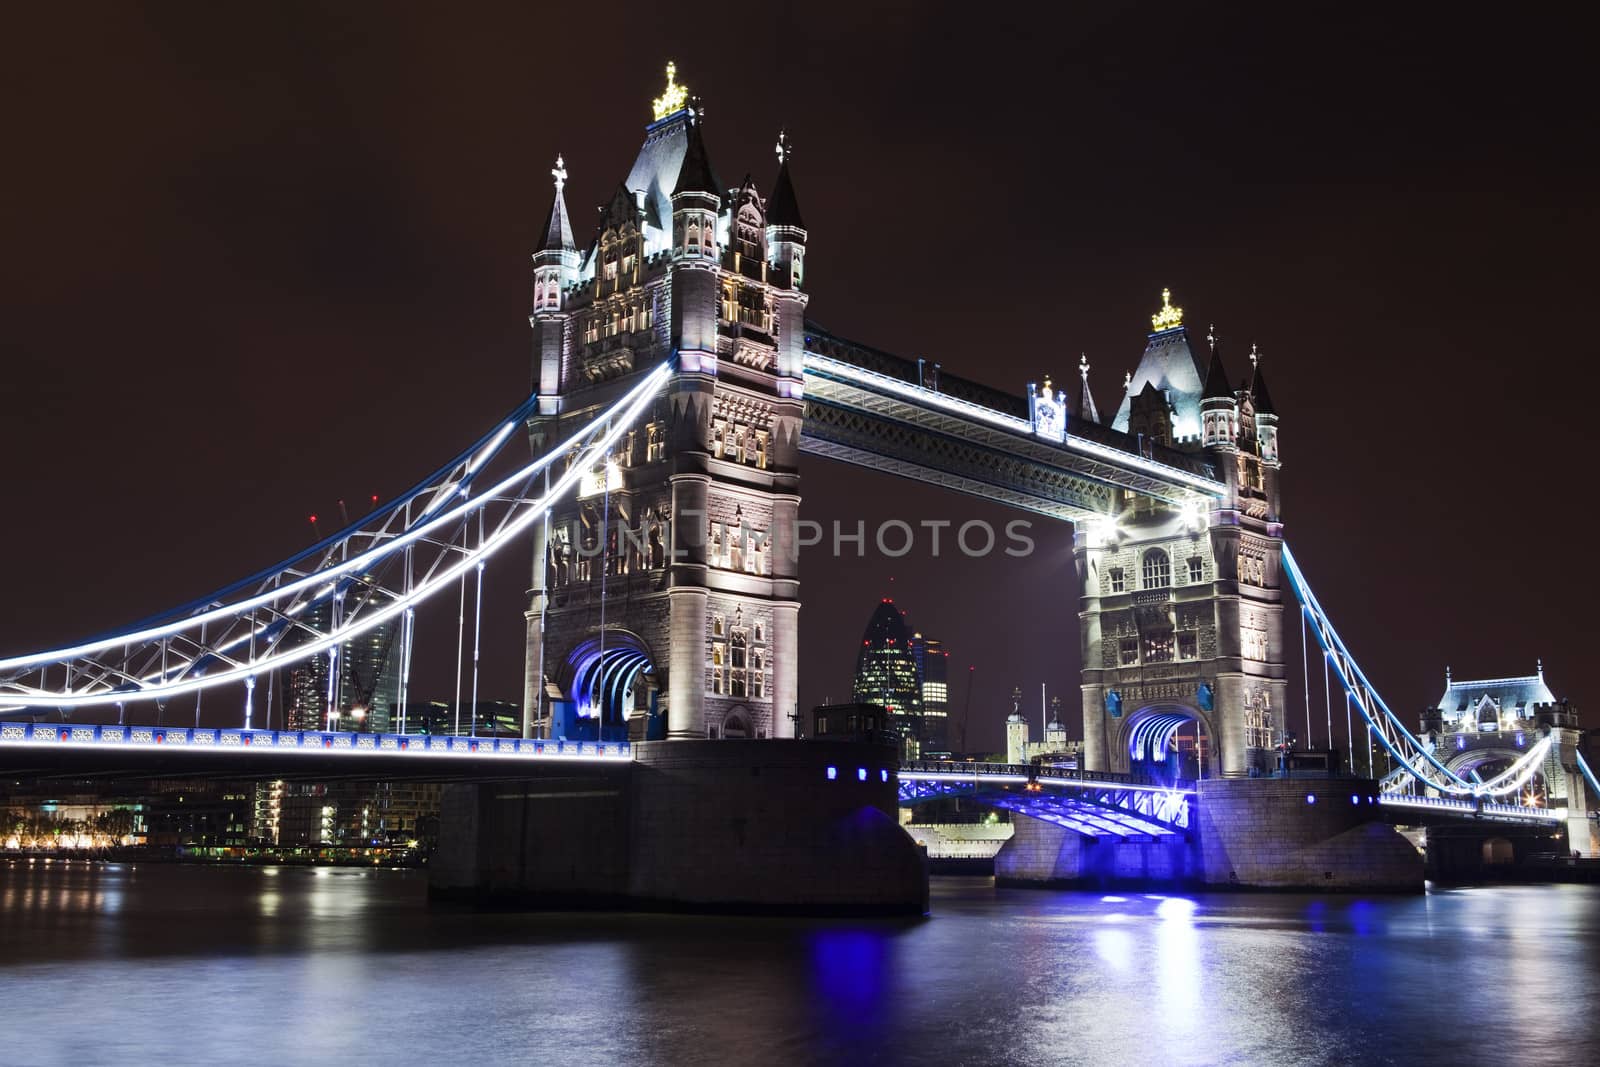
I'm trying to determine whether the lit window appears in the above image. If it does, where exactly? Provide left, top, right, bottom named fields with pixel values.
left=1143, top=631, right=1174, bottom=664
left=1119, top=637, right=1139, bottom=666
left=1178, top=632, right=1198, bottom=660
left=1142, top=549, right=1171, bottom=589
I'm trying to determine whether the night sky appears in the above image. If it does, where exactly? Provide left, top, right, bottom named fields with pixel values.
left=3, top=3, right=1593, bottom=751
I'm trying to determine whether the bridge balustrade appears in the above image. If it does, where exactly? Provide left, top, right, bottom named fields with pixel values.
left=0, top=721, right=630, bottom=761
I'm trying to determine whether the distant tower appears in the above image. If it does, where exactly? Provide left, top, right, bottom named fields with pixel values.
left=1005, top=687, right=1028, bottom=765
left=1078, top=291, right=1287, bottom=776
left=523, top=64, right=806, bottom=743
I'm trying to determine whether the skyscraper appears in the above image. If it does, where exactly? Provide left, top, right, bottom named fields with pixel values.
left=910, top=632, right=950, bottom=755
left=852, top=598, right=922, bottom=756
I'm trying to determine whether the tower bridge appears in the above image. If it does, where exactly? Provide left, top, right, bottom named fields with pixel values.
left=0, top=64, right=1592, bottom=907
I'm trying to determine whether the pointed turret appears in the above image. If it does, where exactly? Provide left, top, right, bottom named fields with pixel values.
left=766, top=133, right=805, bottom=230
left=1249, top=360, right=1276, bottom=417
left=1078, top=353, right=1101, bottom=424
left=538, top=155, right=575, bottom=254
left=1249, top=345, right=1279, bottom=466
left=1199, top=326, right=1238, bottom=450
left=531, top=155, right=582, bottom=404
left=766, top=130, right=809, bottom=378
left=672, top=109, right=723, bottom=198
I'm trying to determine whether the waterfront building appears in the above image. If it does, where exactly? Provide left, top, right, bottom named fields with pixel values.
left=852, top=598, right=923, bottom=756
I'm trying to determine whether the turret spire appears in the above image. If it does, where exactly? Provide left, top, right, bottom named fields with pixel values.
left=538, top=154, right=575, bottom=253
left=1078, top=353, right=1101, bottom=423
left=766, top=129, right=806, bottom=230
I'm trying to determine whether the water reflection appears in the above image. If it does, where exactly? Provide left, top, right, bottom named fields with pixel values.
left=0, top=862, right=1597, bottom=1066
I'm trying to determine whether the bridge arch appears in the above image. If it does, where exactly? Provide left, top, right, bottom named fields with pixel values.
left=1117, top=702, right=1215, bottom=782
left=559, top=630, right=659, bottom=742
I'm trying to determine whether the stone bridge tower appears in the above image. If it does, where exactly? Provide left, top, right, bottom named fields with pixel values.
left=521, top=65, right=806, bottom=743
left=1077, top=293, right=1287, bottom=777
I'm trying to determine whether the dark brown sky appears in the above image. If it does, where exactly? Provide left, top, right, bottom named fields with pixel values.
left=2, top=2, right=1593, bottom=751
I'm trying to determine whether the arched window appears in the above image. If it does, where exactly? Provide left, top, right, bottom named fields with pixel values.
left=1142, top=548, right=1171, bottom=589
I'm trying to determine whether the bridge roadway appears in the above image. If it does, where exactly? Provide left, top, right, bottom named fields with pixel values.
left=0, top=721, right=629, bottom=782
left=900, top=759, right=1564, bottom=829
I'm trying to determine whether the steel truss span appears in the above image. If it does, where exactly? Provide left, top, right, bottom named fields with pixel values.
left=1283, top=545, right=1554, bottom=799
left=0, top=362, right=675, bottom=713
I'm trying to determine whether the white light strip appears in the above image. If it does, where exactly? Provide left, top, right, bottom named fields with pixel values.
left=899, top=769, right=1195, bottom=797
left=801, top=352, right=1225, bottom=494
left=0, top=364, right=671, bottom=677
left=3, top=365, right=673, bottom=704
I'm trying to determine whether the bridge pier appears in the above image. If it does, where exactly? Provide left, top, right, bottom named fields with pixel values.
left=1195, top=778, right=1422, bottom=891
left=429, top=740, right=928, bottom=914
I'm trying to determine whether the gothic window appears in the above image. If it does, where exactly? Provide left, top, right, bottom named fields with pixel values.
left=731, top=633, right=747, bottom=670
left=1141, top=549, right=1171, bottom=590
left=755, top=431, right=769, bottom=470
left=646, top=423, right=664, bottom=463
left=712, top=645, right=725, bottom=667
left=1119, top=637, right=1139, bottom=666
left=712, top=615, right=725, bottom=638
left=1108, top=567, right=1126, bottom=594
left=687, top=222, right=700, bottom=253
left=730, top=671, right=747, bottom=698
left=753, top=669, right=765, bottom=699
left=1143, top=631, right=1175, bottom=664
left=710, top=524, right=726, bottom=568
left=1187, top=557, right=1204, bottom=584
left=712, top=668, right=724, bottom=695
left=754, top=622, right=764, bottom=643
left=1178, top=632, right=1199, bottom=660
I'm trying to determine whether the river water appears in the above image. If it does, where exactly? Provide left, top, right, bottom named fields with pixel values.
left=0, top=861, right=1596, bottom=1066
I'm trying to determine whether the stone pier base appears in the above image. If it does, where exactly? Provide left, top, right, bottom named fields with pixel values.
left=992, top=777, right=1424, bottom=893
left=429, top=739, right=928, bottom=915
left=1195, top=778, right=1422, bottom=891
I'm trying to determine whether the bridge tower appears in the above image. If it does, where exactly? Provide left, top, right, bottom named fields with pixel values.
left=522, top=65, right=806, bottom=743
left=1077, top=296, right=1287, bottom=777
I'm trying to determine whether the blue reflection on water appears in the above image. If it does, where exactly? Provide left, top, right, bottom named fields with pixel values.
left=809, top=927, right=891, bottom=1029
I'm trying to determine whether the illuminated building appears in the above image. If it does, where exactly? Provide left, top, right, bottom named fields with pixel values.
left=1417, top=663, right=1591, bottom=845
left=524, top=62, right=806, bottom=743
left=910, top=632, right=950, bottom=754
left=852, top=598, right=922, bottom=756
left=1078, top=304, right=1287, bottom=776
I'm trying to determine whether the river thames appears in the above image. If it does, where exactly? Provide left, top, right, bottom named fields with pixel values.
left=0, top=861, right=1595, bottom=1065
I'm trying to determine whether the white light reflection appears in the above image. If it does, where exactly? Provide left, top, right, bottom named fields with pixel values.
left=1154, top=896, right=1202, bottom=1036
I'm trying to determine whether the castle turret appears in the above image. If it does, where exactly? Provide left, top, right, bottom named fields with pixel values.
left=1005, top=687, right=1028, bottom=765
left=766, top=132, right=808, bottom=383
left=1199, top=329, right=1237, bottom=451
left=1078, top=353, right=1101, bottom=424
left=1249, top=348, right=1279, bottom=467
left=531, top=156, right=580, bottom=408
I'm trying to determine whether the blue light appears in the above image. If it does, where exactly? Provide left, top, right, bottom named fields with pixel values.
left=826, top=766, right=837, bottom=780
left=880, top=769, right=888, bottom=782
left=857, top=767, right=867, bottom=781
left=1306, top=794, right=1316, bottom=804
left=1351, top=795, right=1359, bottom=804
